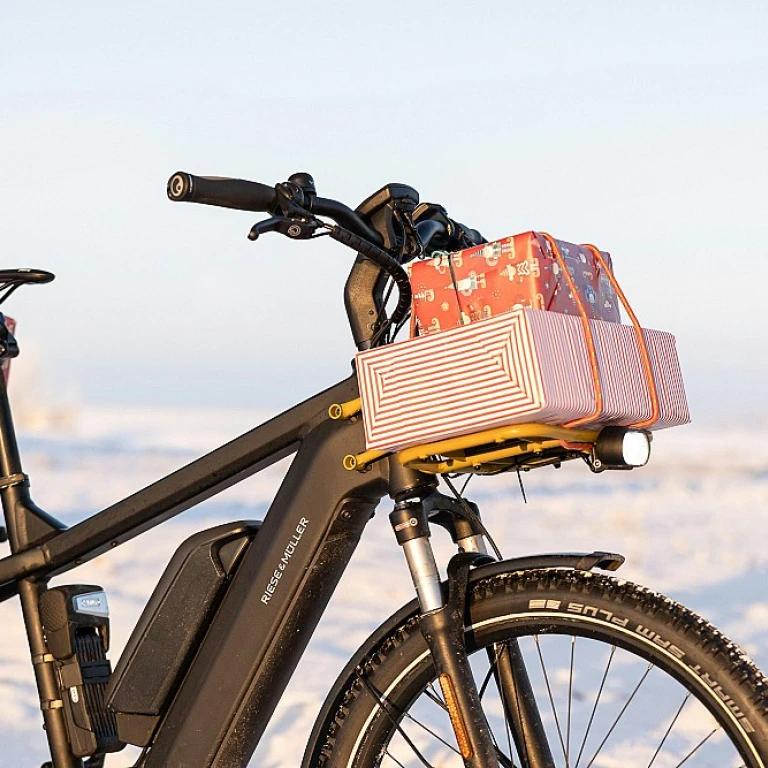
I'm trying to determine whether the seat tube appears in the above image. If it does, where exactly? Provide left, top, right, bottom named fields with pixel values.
left=0, top=376, right=82, bottom=767
left=0, top=372, right=24, bottom=529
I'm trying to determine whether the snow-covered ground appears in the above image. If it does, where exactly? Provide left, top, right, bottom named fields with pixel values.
left=1, top=405, right=767, bottom=767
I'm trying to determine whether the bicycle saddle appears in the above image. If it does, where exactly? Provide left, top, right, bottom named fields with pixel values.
left=0, top=269, right=55, bottom=305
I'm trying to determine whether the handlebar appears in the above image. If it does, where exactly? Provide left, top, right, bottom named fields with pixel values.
left=166, top=170, right=481, bottom=349
left=167, top=171, right=383, bottom=246
left=308, top=198, right=383, bottom=246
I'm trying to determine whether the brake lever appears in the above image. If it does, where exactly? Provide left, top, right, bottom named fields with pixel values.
left=247, top=216, right=320, bottom=241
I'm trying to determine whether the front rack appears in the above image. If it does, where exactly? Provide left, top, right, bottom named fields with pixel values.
left=331, top=397, right=599, bottom=475
left=395, top=423, right=599, bottom=475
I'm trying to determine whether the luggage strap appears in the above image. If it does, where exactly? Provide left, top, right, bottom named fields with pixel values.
left=581, top=243, right=660, bottom=429
left=539, top=234, right=659, bottom=430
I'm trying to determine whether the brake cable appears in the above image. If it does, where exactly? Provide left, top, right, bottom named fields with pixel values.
left=323, top=224, right=412, bottom=333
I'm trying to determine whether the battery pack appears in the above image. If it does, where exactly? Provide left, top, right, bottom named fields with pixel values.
left=106, top=520, right=260, bottom=747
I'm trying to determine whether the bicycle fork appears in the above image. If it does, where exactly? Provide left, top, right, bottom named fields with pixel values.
left=390, top=494, right=555, bottom=768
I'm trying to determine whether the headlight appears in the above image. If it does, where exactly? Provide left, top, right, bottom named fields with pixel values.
left=593, top=427, right=652, bottom=470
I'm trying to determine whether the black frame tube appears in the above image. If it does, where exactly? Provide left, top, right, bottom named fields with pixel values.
left=143, top=413, right=389, bottom=766
left=0, top=375, right=361, bottom=586
left=0, top=375, right=83, bottom=766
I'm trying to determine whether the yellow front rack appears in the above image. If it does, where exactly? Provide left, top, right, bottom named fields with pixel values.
left=343, top=423, right=599, bottom=474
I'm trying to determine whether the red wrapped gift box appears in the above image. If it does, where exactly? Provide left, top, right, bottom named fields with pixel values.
left=409, top=232, right=621, bottom=336
left=356, top=308, right=689, bottom=452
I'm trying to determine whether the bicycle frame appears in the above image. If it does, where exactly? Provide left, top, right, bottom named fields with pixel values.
left=0, top=369, right=437, bottom=766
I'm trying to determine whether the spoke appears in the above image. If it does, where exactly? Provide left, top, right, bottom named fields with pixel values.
left=574, top=644, right=616, bottom=768
left=423, top=682, right=448, bottom=712
left=534, top=634, right=570, bottom=765
left=493, top=749, right=518, bottom=768
left=400, top=708, right=462, bottom=756
left=646, top=692, right=691, bottom=768
left=478, top=649, right=499, bottom=699
left=359, top=675, right=435, bottom=768
left=384, top=751, right=409, bottom=768
left=673, top=727, right=720, bottom=767
left=584, top=662, right=653, bottom=768
left=361, top=630, right=744, bottom=768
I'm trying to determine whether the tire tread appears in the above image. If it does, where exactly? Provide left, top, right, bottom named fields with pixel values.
left=314, top=568, right=768, bottom=766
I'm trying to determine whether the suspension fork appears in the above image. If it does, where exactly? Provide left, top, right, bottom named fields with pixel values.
left=390, top=485, right=555, bottom=768
left=488, top=641, right=555, bottom=768
left=454, top=525, right=554, bottom=766
left=390, top=497, right=499, bottom=767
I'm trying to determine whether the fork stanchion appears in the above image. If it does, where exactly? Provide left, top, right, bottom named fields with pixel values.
left=389, top=499, right=501, bottom=767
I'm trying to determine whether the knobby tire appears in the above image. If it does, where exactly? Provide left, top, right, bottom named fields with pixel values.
left=309, top=569, right=768, bottom=768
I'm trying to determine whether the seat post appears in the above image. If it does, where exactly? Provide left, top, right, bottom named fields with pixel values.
left=0, top=314, right=65, bottom=551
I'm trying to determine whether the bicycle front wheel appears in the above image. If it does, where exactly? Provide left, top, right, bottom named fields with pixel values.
left=311, top=568, right=768, bottom=767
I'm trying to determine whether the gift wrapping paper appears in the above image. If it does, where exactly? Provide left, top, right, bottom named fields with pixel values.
left=409, top=232, right=621, bottom=336
left=357, top=308, right=689, bottom=451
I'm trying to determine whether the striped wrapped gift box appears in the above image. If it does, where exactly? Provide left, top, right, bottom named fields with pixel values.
left=356, top=308, right=689, bottom=452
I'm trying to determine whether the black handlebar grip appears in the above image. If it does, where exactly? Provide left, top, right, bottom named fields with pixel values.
left=167, top=172, right=277, bottom=213
left=329, top=226, right=412, bottom=329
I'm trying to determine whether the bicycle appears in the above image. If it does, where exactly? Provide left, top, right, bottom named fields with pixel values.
left=1, top=170, right=767, bottom=767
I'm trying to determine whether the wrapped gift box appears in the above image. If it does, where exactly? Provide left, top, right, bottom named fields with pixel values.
left=356, top=308, right=689, bottom=452
left=409, top=232, right=621, bottom=336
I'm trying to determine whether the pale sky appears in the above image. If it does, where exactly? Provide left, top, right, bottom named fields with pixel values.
left=1, top=1, right=766, bottom=422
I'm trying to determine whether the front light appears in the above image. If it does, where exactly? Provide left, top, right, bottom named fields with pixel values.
left=622, top=430, right=652, bottom=466
left=593, top=427, right=652, bottom=470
